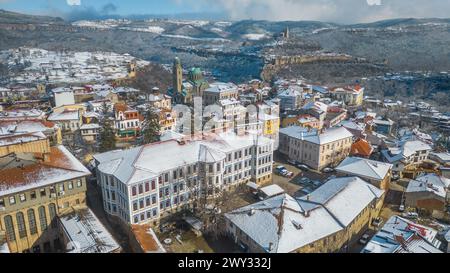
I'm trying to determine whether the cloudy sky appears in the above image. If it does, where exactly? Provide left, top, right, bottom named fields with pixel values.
left=0, top=0, right=449, bottom=23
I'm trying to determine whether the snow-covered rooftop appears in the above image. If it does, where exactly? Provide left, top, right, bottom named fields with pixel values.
left=382, top=140, right=433, bottom=163
left=59, top=208, right=120, bottom=253
left=225, top=176, right=383, bottom=253
left=48, top=110, right=80, bottom=121
left=336, top=157, right=392, bottom=181
left=0, top=145, right=91, bottom=196
left=259, top=184, right=285, bottom=197
left=406, top=174, right=450, bottom=198
left=204, top=82, right=238, bottom=93
left=362, top=216, right=442, bottom=253
left=94, top=132, right=273, bottom=185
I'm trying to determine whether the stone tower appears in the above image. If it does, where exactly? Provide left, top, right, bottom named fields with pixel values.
left=284, top=27, right=290, bottom=39
left=173, top=57, right=183, bottom=94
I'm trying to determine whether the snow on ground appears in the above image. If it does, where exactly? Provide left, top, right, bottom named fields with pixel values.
left=4, top=47, right=149, bottom=85
left=242, top=33, right=267, bottom=40
left=119, top=26, right=165, bottom=34
left=160, top=34, right=230, bottom=42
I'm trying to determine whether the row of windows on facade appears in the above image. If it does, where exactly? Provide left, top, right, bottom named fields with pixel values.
left=2, top=203, right=58, bottom=242
left=118, top=120, right=139, bottom=129
left=0, top=180, right=83, bottom=207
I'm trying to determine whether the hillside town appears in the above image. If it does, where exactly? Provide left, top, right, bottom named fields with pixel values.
left=0, top=42, right=449, bottom=255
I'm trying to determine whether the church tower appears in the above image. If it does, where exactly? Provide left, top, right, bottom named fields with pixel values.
left=173, top=57, right=183, bottom=94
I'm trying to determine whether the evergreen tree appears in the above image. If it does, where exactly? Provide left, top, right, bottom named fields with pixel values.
left=98, top=102, right=116, bottom=152
left=141, top=106, right=161, bottom=145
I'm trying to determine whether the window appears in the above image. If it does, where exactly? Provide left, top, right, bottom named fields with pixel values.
left=146, top=197, right=151, bottom=207
left=9, top=196, right=16, bottom=205
left=132, top=186, right=137, bottom=196
left=59, top=184, right=64, bottom=192
left=164, top=173, right=169, bottom=182
left=152, top=195, right=156, bottom=204
left=38, top=206, right=48, bottom=231
left=49, top=203, right=57, bottom=229
left=139, top=199, right=144, bottom=209
left=19, top=194, right=26, bottom=202
left=4, top=215, right=15, bottom=241
left=27, top=209, right=38, bottom=235
left=0, top=198, right=4, bottom=208
left=173, top=170, right=177, bottom=179
left=30, top=191, right=37, bottom=200
left=138, top=184, right=143, bottom=194
left=68, top=182, right=73, bottom=190
left=40, top=189, right=46, bottom=197
left=145, top=182, right=150, bottom=192
left=76, top=180, right=82, bottom=188
left=133, top=202, right=138, bottom=211
left=16, top=212, right=27, bottom=238
left=151, top=180, right=156, bottom=190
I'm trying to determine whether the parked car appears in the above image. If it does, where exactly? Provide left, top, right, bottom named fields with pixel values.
left=287, top=159, right=297, bottom=166
left=311, top=180, right=322, bottom=187
left=322, top=167, right=334, bottom=173
left=359, top=233, right=371, bottom=245
left=296, top=164, right=310, bottom=171
left=372, top=217, right=383, bottom=228
left=403, top=212, right=419, bottom=219
left=301, top=187, right=313, bottom=195
left=392, top=174, right=400, bottom=181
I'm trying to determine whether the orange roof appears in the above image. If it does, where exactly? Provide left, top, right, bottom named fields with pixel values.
left=114, top=103, right=128, bottom=113
left=0, top=146, right=90, bottom=194
left=131, top=224, right=165, bottom=253
left=351, top=139, right=374, bottom=157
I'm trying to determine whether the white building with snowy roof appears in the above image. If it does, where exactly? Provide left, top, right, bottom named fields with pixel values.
left=224, top=176, right=384, bottom=253
left=336, top=157, right=392, bottom=190
left=362, top=215, right=442, bottom=253
left=405, top=174, right=450, bottom=213
left=279, top=126, right=353, bottom=170
left=381, top=140, right=432, bottom=175
left=93, top=132, right=274, bottom=225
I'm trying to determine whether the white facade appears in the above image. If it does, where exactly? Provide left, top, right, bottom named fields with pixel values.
left=93, top=132, right=274, bottom=225
left=53, top=88, right=75, bottom=107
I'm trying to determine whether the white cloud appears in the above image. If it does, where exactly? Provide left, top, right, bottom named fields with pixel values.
left=67, top=0, right=81, bottom=6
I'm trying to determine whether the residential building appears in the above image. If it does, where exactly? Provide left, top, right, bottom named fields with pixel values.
left=362, top=216, right=442, bottom=253
left=279, top=126, right=353, bottom=170
left=52, top=87, right=75, bottom=107
left=47, top=110, right=81, bottom=133
left=80, top=124, right=100, bottom=143
left=93, top=132, right=274, bottom=226
left=381, top=140, right=432, bottom=175
left=0, top=119, right=62, bottom=145
left=114, top=103, right=143, bottom=140
left=429, top=152, right=450, bottom=167
left=59, top=208, right=121, bottom=253
left=350, top=139, right=374, bottom=158
left=224, top=177, right=384, bottom=253
left=203, top=82, right=239, bottom=106
left=277, top=87, right=302, bottom=111
left=335, top=157, right=393, bottom=190
left=329, top=85, right=364, bottom=106
left=405, top=174, right=450, bottom=213
left=0, top=132, right=50, bottom=157
left=0, top=145, right=91, bottom=253
left=373, top=118, right=395, bottom=135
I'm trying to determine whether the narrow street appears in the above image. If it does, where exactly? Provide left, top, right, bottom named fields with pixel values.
left=86, top=179, right=132, bottom=253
